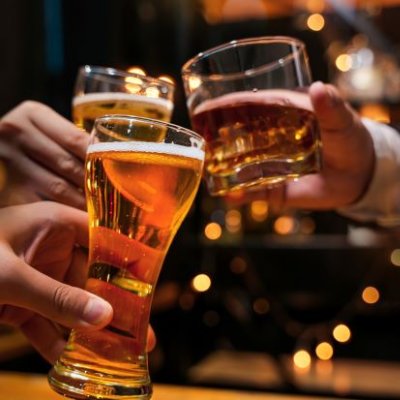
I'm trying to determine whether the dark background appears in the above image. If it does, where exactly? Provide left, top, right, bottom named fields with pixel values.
left=2, top=1, right=400, bottom=399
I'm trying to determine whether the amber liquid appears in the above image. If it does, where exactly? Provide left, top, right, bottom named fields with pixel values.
left=73, top=93, right=173, bottom=133
left=190, top=90, right=321, bottom=195
left=49, top=141, right=203, bottom=399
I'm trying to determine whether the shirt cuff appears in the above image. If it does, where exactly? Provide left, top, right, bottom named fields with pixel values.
left=337, top=118, right=400, bottom=227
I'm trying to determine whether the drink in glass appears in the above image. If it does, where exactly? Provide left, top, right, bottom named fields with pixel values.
left=48, top=115, right=205, bottom=399
left=182, top=36, right=322, bottom=196
left=73, top=65, right=175, bottom=132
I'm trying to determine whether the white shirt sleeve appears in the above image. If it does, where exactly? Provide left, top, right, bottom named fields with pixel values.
left=337, top=118, right=400, bottom=227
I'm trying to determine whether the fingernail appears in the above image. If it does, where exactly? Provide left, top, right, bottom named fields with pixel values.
left=82, top=296, right=112, bottom=325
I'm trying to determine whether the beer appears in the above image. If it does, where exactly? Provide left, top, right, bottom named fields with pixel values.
left=49, top=138, right=204, bottom=398
left=73, top=92, right=174, bottom=132
left=190, top=90, right=321, bottom=195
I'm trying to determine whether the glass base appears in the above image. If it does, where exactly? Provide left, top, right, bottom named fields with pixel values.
left=206, top=150, right=322, bottom=196
left=48, top=361, right=152, bottom=400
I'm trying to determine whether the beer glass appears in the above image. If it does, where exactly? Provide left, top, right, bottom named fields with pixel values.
left=73, top=65, right=175, bottom=132
left=48, top=115, right=205, bottom=399
left=181, top=36, right=322, bottom=196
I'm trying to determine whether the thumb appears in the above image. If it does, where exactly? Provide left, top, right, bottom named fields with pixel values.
left=309, top=81, right=357, bottom=134
left=3, top=257, right=113, bottom=329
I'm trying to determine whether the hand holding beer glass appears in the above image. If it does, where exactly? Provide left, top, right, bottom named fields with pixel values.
left=182, top=36, right=322, bottom=196
left=48, top=116, right=205, bottom=399
left=73, top=65, right=175, bottom=132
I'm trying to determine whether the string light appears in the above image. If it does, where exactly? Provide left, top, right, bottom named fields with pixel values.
left=335, top=54, right=353, bottom=72
left=274, top=216, right=296, bottom=235
left=390, top=249, right=400, bottom=267
left=225, top=209, right=242, bottom=233
left=250, top=200, right=268, bottom=222
left=362, top=286, right=380, bottom=304
left=191, top=273, right=212, bottom=292
left=315, top=342, right=333, bottom=360
left=252, top=298, right=270, bottom=315
left=333, top=324, right=351, bottom=343
left=204, top=222, right=222, bottom=240
left=293, top=349, right=311, bottom=369
left=307, top=13, right=325, bottom=31
left=230, top=256, right=247, bottom=274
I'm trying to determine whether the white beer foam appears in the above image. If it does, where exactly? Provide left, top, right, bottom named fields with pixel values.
left=73, top=92, right=173, bottom=110
left=88, top=141, right=205, bottom=161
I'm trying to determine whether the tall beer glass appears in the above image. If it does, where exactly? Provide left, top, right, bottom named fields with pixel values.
left=48, top=115, right=205, bottom=399
left=182, top=36, right=322, bottom=196
left=73, top=65, right=175, bottom=132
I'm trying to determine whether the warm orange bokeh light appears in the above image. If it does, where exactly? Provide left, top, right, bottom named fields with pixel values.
left=307, top=13, right=325, bottom=31
left=191, top=274, right=212, bottom=292
left=332, top=324, right=351, bottom=343
left=293, top=350, right=311, bottom=369
left=204, top=222, right=222, bottom=240
left=315, top=342, right=333, bottom=361
left=362, top=286, right=380, bottom=304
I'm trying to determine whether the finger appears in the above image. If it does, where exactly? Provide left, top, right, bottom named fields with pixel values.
left=21, top=101, right=90, bottom=160
left=309, top=81, right=357, bottom=134
left=38, top=201, right=90, bottom=248
left=20, top=314, right=66, bottom=364
left=0, top=202, right=88, bottom=249
left=63, top=245, right=89, bottom=288
left=9, top=153, right=86, bottom=209
left=3, top=255, right=113, bottom=330
left=16, top=124, right=86, bottom=188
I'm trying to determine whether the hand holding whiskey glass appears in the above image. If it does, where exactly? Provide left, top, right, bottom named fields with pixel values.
left=182, top=36, right=322, bottom=196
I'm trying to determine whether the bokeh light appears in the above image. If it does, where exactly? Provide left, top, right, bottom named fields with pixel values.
left=315, top=342, right=334, bottom=360
left=293, top=349, right=311, bottom=369
left=390, top=249, right=400, bottom=267
left=307, top=13, right=325, bottom=31
left=333, top=324, right=352, bottom=343
left=191, top=273, right=212, bottom=292
left=204, top=222, right=222, bottom=240
left=362, top=286, right=380, bottom=304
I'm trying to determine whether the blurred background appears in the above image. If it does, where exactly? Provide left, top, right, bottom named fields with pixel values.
left=2, top=0, right=400, bottom=399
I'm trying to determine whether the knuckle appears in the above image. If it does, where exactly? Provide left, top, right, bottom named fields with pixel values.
left=66, top=131, right=89, bottom=154
left=58, top=155, right=81, bottom=175
left=48, top=179, right=69, bottom=199
left=52, top=284, right=73, bottom=315
left=19, top=100, right=47, bottom=114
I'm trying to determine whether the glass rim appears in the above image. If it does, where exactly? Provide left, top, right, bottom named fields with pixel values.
left=79, top=65, right=175, bottom=89
left=93, top=114, right=205, bottom=143
left=181, top=36, right=307, bottom=82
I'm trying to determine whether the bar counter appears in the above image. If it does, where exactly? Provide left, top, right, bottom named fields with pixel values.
left=0, top=372, right=350, bottom=400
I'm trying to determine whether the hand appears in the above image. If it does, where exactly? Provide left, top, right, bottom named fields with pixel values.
left=227, top=81, right=375, bottom=211
left=0, top=101, right=89, bottom=209
left=0, top=202, right=113, bottom=363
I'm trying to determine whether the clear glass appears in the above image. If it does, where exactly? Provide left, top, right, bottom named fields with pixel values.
left=182, top=36, right=322, bottom=196
left=73, top=65, right=175, bottom=132
left=48, top=115, right=205, bottom=400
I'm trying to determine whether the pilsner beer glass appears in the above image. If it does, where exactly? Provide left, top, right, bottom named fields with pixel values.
left=48, top=115, right=205, bottom=399
left=73, top=65, right=175, bottom=132
left=182, top=36, right=322, bottom=196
